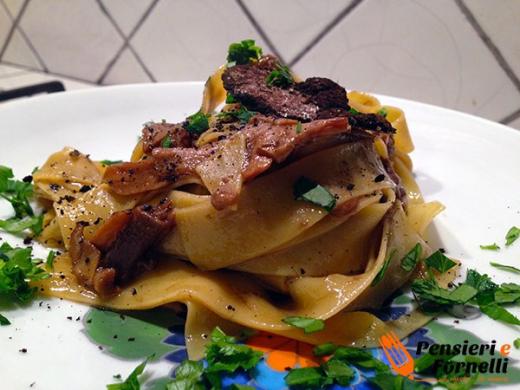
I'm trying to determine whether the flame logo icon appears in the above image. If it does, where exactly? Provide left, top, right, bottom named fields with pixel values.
left=379, top=331, right=415, bottom=379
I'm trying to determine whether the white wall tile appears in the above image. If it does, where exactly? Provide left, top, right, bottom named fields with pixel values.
left=293, top=0, right=520, bottom=122
left=464, top=0, right=520, bottom=80
left=3, top=29, right=43, bottom=70
left=100, top=0, right=153, bottom=36
left=131, top=0, right=269, bottom=81
left=19, top=0, right=124, bottom=81
left=243, top=0, right=353, bottom=63
left=2, top=0, right=24, bottom=18
left=0, top=4, right=11, bottom=47
left=102, top=48, right=152, bottom=85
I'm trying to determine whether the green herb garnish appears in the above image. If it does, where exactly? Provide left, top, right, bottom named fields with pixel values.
left=282, top=316, right=325, bottom=334
left=218, top=106, right=256, bottom=124
left=313, top=342, right=337, bottom=356
left=285, top=367, right=327, bottom=388
left=185, top=111, right=209, bottom=135
left=348, top=107, right=359, bottom=115
left=161, top=135, right=173, bottom=148
left=227, top=39, right=262, bottom=66
left=377, top=108, right=388, bottom=117
left=480, top=243, right=500, bottom=251
left=400, top=243, right=422, bottom=272
left=295, top=121, right=303, bottom=134
left=0, top=165, right=42, bottom=236
left=266, top=64, right=294, bottom=88
left=506, top=226, right=520, bottom=246
left=293, top=177, right=336, bottom=212
left=424, top=250, right=456, bottom=273
left=0, top=242, right=49, bottom=304
left=46, top=250, right=57, bottom=270
left=100, top=160, right=123, bottom=166
left=225, top=93, right=237, bottom=104
left=0, top=313, right=10, bottom=326
left=166, top=360, right=205, bottom=390
left=490, top=261, right=520, bottom=274
left=514, top=338, right=520, bottom=349
left=479, top=303, right=520, bottom=325
left=106, top=355, right=152, bottom=390
left=372, top=250, right=396, bottom=286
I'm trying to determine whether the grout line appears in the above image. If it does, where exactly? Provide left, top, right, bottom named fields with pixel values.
left=96, top=0, right=159, bottom=84
left=128, top=46, right=156, bottom=82
left=0, top=60, right=97, bottom=85
left=499, top=107, right=520, bottom=125
left=1, top=0, right=48, bottom=71
left=235, top=0, right=286, bottom=64
left=288, top=0, right=364, bottom=67
left=456, top=0, right=520, bottom=94
left=0, top=0, right=30, bottom=60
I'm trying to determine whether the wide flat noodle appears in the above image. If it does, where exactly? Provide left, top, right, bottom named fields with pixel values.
left=162, top=142, right=394, bottom=269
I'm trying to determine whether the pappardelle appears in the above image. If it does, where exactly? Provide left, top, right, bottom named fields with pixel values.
left=24, top=41, right=451, bottom=360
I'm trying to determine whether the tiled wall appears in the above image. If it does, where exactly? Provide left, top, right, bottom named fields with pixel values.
left=0, top=0, right=519, bottom=129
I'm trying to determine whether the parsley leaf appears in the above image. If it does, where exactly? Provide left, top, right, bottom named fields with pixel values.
left=100, top=160, right=123, bottom=166
left=218, top=106, right=255, bottom=124
left=514, top=338, right=520, bottom=349
left=313, top=342, right=337, bottom=356
left=372, top=250, right=396, bottom=286
left=225, top=93, right=236, bottom=104
left=0, top=165, right=42, bottom=236
left=479, top=303, right=520, bottom=325
left=161, top=135, right=173, bottom=148
left=46, top=250, right=57, bottom=270
left=205, top=327, right=262, bottom=375
left=282, top=316, right=325, bottom=334
left=166, top=360, right=205, bottom=390
left=106, top=355, right=152, bottom=390
left=293, top=177, right=336, bottom=212
left=322, top=359, right=355, bottom=386
left=0, top=242, right=49, bottom=304
left=185, top=111, right=209, bottom=135
left=333, top=346, right=390, bottom=374
left=480, top=243, right=500, bottom=251
left=424, top=250, right=456, bottom=273
left=465, top=269, right=497, bottom=292
left=400, top=243, right=422, bottom=272
left=348, top=107, right=359, bottom=115
left=266, top=64, right=294, bottom=88
left=377, top=108, right=388, bottom=117
left=227, top=39, right=262, bottom=66
left=490, top=261, right=520, bottom=274
left=506, top=226, right=520, bottom=246
left=411, top=278, right=477, bottom=306
left=229, top=385, right=255, bottom=390
left=285, top=367, right=327, bottom=388
left=295, top=121, right=303, bottom=134
left=0, top=313, right=10, bottom=325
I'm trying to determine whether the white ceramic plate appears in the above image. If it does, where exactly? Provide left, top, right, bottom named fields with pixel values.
left=1, top=83, right=519, bottom=389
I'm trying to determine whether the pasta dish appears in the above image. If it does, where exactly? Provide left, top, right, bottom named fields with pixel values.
left=28, top=41, right=450, bottom=360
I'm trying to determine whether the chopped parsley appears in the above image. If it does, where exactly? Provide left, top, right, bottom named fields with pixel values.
left=489, top=261, right=520, bottom=274
left=0, top=313, right=10, bottom=325
left=266, top=64, right=294, bottom=88
left=293, top=177, right=336, bottom=212
left=0, top=165, right=42, bottom=236
left=45, top=250, right=57, bottom=270
left=371, top=250, right=396, bottom=286
left=161, top=135, right=173, bottom=148
left=313, top=342, right=337, bottom=356
left=400, top=243, right=422, bottom=272
left=225, top=93, right=237, bottom=104
left=106, top=355, right=152, bottom=390
left=100, top=160, right=123, bottom=166
left=0, top=242, right=49, bottom=304
left=282, top=316, right=325, bottom=334
left=424, top=250, right=456, bottom=273
left=285, top=367, right=327, bottom=388
left=227, top=39, right=262, bottom=66
left=166, top=360, right=205, bottom=390
left=506, top=226, right=520, bottom=246
left=479, top=303, right=520, bottom=325
left=377, top=108, right=388, bottom=117
left=515, top=338, right=520, bottom=349
left=218, top=106, right=255, bottom=124
left=295, top=121, right=303, bottom=134
left=348, top=107, right=359, bottom=115
left=480, top=243, right=500, bottom=250
left=185, top=111, right=209, bottom=135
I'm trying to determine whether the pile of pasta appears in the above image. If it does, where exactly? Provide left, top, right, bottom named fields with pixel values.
left=33, top=79, right=446, bottom=358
